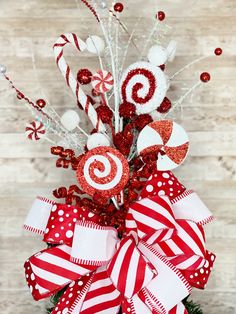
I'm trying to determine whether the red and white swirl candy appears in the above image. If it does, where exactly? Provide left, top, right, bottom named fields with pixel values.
left=76, top=146, right=130, bottom=198
left=92, top=70, right=114, bottom=93
left=53, top=33, right=106, bottom=132
left=120, top=61, right=167, bottom=115
left=25, top=121, right=46, bottom=141
left=137, top=120, right=189, bottom=170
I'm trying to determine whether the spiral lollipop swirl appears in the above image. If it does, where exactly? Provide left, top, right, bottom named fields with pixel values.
left=120, top=61, right=167, bottom=115
left=77, top=147, right=129, bottom=198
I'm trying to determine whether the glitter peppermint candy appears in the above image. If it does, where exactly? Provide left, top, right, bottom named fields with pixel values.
left=76, top=146, right=130, bottom=198
left=91, top=70, right=114, bottom=93
left=25, top=121, right=46, bottom=141
left=137, top=120, right=189, bottom=171
left=120, top=61, right=167, bottom=115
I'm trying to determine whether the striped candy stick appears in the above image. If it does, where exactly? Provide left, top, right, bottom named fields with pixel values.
left=53, top=33, right=106, bottom=132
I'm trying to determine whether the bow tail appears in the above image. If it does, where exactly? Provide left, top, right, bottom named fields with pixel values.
left=137, top=241, right=191, bottom=314
left=24, top=244, right=97, bottom=300
left=79, top=267, right=121, bottom=314
left=51, top=273, right=94, bottom=314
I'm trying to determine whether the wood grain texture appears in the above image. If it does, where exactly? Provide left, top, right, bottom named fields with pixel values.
left=0, top=0, right=235, bottom=313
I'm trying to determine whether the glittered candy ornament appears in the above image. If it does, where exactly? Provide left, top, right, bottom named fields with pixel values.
left=25, top=121, right=46, bottom=141
left=120, top=61, right=167, bottom=115
left=76, top=146, right=130, bottom=198
left=92, top=70, right=114, bottom=93
left=137, top=120, right=189, bottom=171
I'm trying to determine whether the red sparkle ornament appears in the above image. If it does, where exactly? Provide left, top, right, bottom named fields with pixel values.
left=135, top=114, right=153, bottom=131
left=96, top=105, right=113, bottom=123
left=200, top=72, right=211, bottom=83
left=214, top=47, right=223, bottom=56
left=36, top=99, right=46, bottom=108
left=119, top=102, right=136, bottom=119
left=77, top=68, right=92, bottom=85
left=157, top=97, right=172, bottom=113
left=157, top=11, right=166, bottom=21
left=114, top=3, right=124, bottom=12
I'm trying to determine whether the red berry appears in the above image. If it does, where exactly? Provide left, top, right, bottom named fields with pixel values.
left=135, top=114, right=153, bottom=131
left=157, top=11, right=165, bottom=21
left=114, top=3, right=124, bottom=12
left=119, top=102, right=136, bottom=119
left=214, top=47, right=223, bottom=56
left=36, top=99, right=46, bottom=108
left=77, top=68, right=92, bottom=85
left=157, top=97, right=172, bottom=113
left=96, top=105, right=113, bottom=123
left=200, top=72, right=211, bottom=83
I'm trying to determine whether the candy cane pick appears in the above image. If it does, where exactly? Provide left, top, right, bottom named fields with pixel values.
left=53, top=33, right=106, bottom=133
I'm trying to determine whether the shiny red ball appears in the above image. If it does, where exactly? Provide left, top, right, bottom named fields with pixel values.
left=157, top=97, right=172, bottom=113
left=114, top=2, right=124, bottom=12
left=36, top=98, right=46, bottom=108
left=157, top=11, right=166, bottom=21
left=77, top=68, right=92, bottom=85
left=214, top=47, right=223, bottom=56
left=200, top=72, right=211, bottom=83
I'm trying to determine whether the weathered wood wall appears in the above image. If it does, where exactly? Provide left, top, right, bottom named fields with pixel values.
left=0, top=0, right=235, bottom=313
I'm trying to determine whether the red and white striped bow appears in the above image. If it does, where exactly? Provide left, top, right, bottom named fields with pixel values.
left=24, top=192, right=215, bottom=314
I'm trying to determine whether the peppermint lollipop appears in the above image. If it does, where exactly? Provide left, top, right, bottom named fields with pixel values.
left=137, top=120, right=189, bottom=171
left=91, top=70, right=114, bottom=93
left=120, top=61, right=167, bottom=115
left=76, top=147, right=129, bottom=198
left=25, top=121, right=46, bottom=141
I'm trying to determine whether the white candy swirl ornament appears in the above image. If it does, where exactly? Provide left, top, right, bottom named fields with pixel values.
left=25, top=121, right=46, bottom=141
left=76, top=147, right=129, bottom=198
left=120, top=61, right=167, bottom=114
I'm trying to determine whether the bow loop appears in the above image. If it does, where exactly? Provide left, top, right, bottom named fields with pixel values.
left=71, top=221, right=119, bottom=266
left=127, top=195, right=177, bottom=244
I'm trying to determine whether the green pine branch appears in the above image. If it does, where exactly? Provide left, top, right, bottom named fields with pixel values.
left=183, top=297, right=203, bottom=314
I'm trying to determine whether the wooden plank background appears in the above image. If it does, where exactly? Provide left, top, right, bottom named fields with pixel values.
left=0, top=0, right=235, bottom=313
